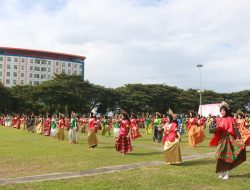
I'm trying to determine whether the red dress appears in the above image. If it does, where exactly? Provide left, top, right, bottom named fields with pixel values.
left=210, top=116, right=246, bottom=173
left=130, top=118, right=142, bottom=140
left=162, top=123, right=178, bottom=144
left=43, top=118, right=51, bottom=136
left=116, top=120, right=133, bottom=153
left=237, top=119, right=250, bottom=146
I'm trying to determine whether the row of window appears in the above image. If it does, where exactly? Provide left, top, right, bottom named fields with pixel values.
left=0, top=57, right=82, bottom=69
left=4, top=79, right=40, bottom=85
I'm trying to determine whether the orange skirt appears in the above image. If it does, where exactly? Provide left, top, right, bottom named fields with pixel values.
left=188, top=125, right=205, bottom=147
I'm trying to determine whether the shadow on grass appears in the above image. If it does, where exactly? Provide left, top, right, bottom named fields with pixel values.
left=182, top=159, right=215, bottom=166
left=127, top=151, right=162, bottom=156
left=231, top=173, right=250, bottom=178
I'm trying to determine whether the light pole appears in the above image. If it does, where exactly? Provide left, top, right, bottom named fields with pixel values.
left=197, top=64, right=203, bottom=116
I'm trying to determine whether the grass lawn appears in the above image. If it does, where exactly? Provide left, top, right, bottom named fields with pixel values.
left=1, top=125, right=249, bottom=189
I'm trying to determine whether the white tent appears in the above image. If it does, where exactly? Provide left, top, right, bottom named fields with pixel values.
left=198, top=103, right=222, bottom=117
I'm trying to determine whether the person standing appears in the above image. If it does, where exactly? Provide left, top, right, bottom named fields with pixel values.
left=88, top=113, right=99, bottom=148
left=69, top=113, right=78, bottom=144
left=57, top=115, right=65, bottom=141
left=153, top=113, right=162, bottom=143
left=162, top=114, right=182, bottom=164
left=116, top=113, right=133, bottom=155
left=210, top=104, right=246, bottom=180
left=236, top=111, right=250, bottom=146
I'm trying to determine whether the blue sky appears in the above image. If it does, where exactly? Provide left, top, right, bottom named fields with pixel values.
left=0, top=0, right=249, bottom=92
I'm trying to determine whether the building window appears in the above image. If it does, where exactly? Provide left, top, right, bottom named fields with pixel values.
left=13, top=72, right=17, bottom=77
left=56, top=69, right=59, bottom=73
left=68, top=63, right=71, bottom=67
left=48, top=61, right=51, bottom=65
left=41, top=59, right=47, bottom=64
left=41, top=67, right=46, bottom=72
left=62, top=62, right=65, bottom=67
left=30, top=59, right=34, bottom=63
left=74, top=64, right=77, bottom=68
left=7, top=57, right=11, bottom=62
left=14, top=58, right=18, bottom=62
left=21, top=65, right=25, bottom=70
left=30, top=73, right=33, bottom=78
left=41, top=74, right=46, bottom=79
left=30, top=66, right=33, bottom=70
left=0, top=64, right=2, bottom=69
left=48, top=75, right=51, bottom=79
left=22, top=58, right=25, bottom=63
left=62, top=69, right=65, bottom=74
left=6, top=72, right=10, bottom=77
left=74, top=71, right=77, bottom=75
left=21, top=80, right=24, bottom=85
left=7, top=65, right=11, bottom=69
left=6, top=79, right=10, bottom=84
left=56, top=62, right=59, bottom=66
left=0, top=57, right=3, bottom=62
left=34, top=81, right=39, bottom=85
left=68, top=70, right=71, bottom=75
left=35, top=59, right=40, bottom=64
left=29, top=81, right=32, bottom=85
left=80, top=65, right=82, bottom=69
left=14, top=65, right=18, bottom=70
left=34, top=67, right=40, bottom=71
left=34, top=74, right=40, bottom=78
left=0, top=72, right=2, bottom=76
left=13, top=80, right=17, bottom=85
left=21, top=73, right=24, bottom=78
left=48, top=68, right=51, bottom=72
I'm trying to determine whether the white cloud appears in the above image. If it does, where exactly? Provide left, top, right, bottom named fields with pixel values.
left=0, top=0, right=250, bottom=92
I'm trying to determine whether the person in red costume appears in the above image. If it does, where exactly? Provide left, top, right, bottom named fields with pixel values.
left=162, top=114, right=182, bottom=164
left=130, top=113, right=142, bottom=140
left=236, top=112, right=250, bottom=146
left=88, top=113, right=99, bottom=148
left=210, top=103, right=246, bottom=180
left=116, top=113, right=133, bottom=155
left=186, top=112, right=205, bottom=148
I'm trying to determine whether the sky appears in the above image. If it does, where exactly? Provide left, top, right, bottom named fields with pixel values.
left=0, top=0, right=250, bottom=93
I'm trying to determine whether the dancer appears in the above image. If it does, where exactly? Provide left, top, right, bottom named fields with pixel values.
left=43, top=115, right=51, bottom=136
left=113, top=114, right=120, bottom=139
left=116, top=113, right=133, bottom=155
left=69, top=113, right=78, bottom=144
left=88, top=113, right=99, bottom=148
left=145, top=114, right=153, bottom=135
left=236, top=111, right=250, bottom=146
left=57, top=115, right=65, bottom=141
left=210, top=103, right=246, bottom=180
left=162, top=114, right=182, bottom=164
left=130, top=113, right=142, bottom=140
left=153, top=113, right=162, bottom=143
left=187, top=112, right=205, bottom=148
left=50, top=115, right=58, bottom=138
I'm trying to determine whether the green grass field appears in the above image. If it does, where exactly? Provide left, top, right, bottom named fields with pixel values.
left=0, top=126, right=249, bottom=190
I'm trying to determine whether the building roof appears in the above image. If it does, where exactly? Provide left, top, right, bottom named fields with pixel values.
left=0, top=47, right=86, bottom=62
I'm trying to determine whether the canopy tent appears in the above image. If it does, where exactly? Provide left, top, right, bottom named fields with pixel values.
left=198, top=103, right=222, bottom=117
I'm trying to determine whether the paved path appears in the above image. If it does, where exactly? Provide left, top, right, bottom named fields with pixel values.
left=0, top=152, right=214, bottom=186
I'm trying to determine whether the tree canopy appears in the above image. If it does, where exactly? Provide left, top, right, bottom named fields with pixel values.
left=0, top=75, right=249, bottom=115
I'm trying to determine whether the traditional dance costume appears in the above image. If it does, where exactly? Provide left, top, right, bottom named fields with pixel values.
left=57, top=118, right=65, bottom=140
left=69, top=117, right=78, bottom=144
left=237, top=118, right=250, bottom=146
left=210, top=116, right=246, bottom=176
left=130, top=118, right=141, bottom=140
left=116, top=119, right=133, bottom=154
left=187, top=117, right=205, bottom=148
left=50, top=118, right=57, bottom=137
left=162, top=122, right=182, bottom=164
left=43, top=118, right=51, bottom=136
left=88, top=118, right=99, bottom=148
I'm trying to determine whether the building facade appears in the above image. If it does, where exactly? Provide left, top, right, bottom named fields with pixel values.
left=0, top=47, right=86, bottom=87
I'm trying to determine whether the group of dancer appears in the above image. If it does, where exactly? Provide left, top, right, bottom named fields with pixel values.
left=1, top=103, right=250, bottom=180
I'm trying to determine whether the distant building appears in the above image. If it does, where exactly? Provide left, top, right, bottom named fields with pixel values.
left=0, top=47, right=86, bottom=87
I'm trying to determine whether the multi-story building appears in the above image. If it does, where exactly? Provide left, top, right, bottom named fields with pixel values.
left=0, top=47, right=86, bottom=87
